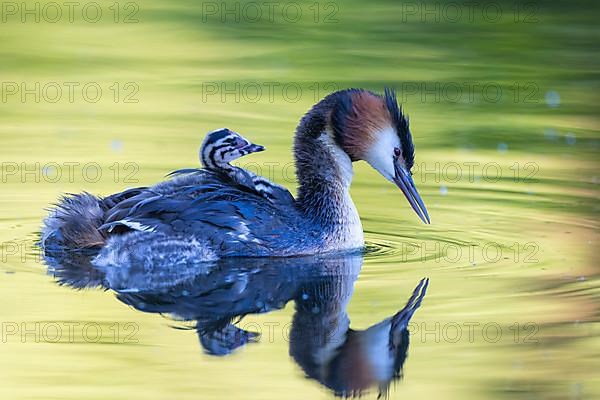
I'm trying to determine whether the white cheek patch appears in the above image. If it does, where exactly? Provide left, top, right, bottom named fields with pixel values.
left=364, top=125, right=399, bottom=182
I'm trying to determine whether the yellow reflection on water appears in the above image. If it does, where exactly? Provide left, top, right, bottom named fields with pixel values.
left=0, top=0, right=599, bottom=399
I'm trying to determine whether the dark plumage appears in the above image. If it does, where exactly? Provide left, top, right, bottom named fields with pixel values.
left=384, top=87, right=414, bottom=169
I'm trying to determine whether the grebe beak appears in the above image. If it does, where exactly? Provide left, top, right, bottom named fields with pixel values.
left=243, top=143, right=265, bottom=154
left=393, top=159, right=430, bottom=224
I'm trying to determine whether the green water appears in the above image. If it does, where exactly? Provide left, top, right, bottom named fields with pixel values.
left=1, top=0, right=598, bottom=398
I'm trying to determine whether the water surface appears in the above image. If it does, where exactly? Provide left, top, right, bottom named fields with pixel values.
left=0, top=0, right=598, bottom=399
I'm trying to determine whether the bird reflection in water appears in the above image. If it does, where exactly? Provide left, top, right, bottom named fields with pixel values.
left=45, top=251, right=428, bottom=398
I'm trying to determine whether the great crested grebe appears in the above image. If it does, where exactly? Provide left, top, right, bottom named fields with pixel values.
left=41, top=88, right=429, bottom=262
left=173, top=127, right=295, bottom=205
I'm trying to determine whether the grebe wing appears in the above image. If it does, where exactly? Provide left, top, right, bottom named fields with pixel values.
left=253, top=178, right=296, bottom=206
left=233, top=170, right=296, bottom=207
left=99, top=170, right=302, bottom=256
left=101, top=169, right=238, bottom=231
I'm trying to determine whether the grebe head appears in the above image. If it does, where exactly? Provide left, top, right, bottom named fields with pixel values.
left=330, top=88, right=430, bottom=224
left=200, top=128, right=265, bottom=170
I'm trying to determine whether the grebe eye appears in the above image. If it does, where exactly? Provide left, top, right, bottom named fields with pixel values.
left=233, top=138, right=246, bottom=148
left=394, top=147, right=401, bottom=157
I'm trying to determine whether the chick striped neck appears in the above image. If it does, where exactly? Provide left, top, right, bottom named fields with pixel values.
left=200, top=139, right=234, bottom=172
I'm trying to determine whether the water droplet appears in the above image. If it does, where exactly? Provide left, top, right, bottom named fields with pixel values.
left=42, top=165, right=56, bottom=178
left=301, top=293, right=309, bottom=300
left=311, top=306, right=320, bottom=314
left=545, top=90, right=560, bottom=108
left=111, top=140, right=123, bottom=152
left=440, top=185, right=448, bottom=196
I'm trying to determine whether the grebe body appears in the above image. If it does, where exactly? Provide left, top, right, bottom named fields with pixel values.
left=41, top=88, right=429, bottom=263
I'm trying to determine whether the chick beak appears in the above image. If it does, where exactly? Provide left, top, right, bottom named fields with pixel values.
left=243, top=143, right=265, bottom=154
left=393, top=158, right=430, bottom=224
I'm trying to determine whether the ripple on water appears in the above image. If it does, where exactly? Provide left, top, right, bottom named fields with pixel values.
left=364, top=227, right=475, bottom=267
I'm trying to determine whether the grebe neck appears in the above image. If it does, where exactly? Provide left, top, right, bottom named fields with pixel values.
left=294, top=132, right=361, bottom=241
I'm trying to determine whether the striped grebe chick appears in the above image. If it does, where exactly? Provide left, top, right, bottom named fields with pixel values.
left=200, top=128, right=295, bottom=205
